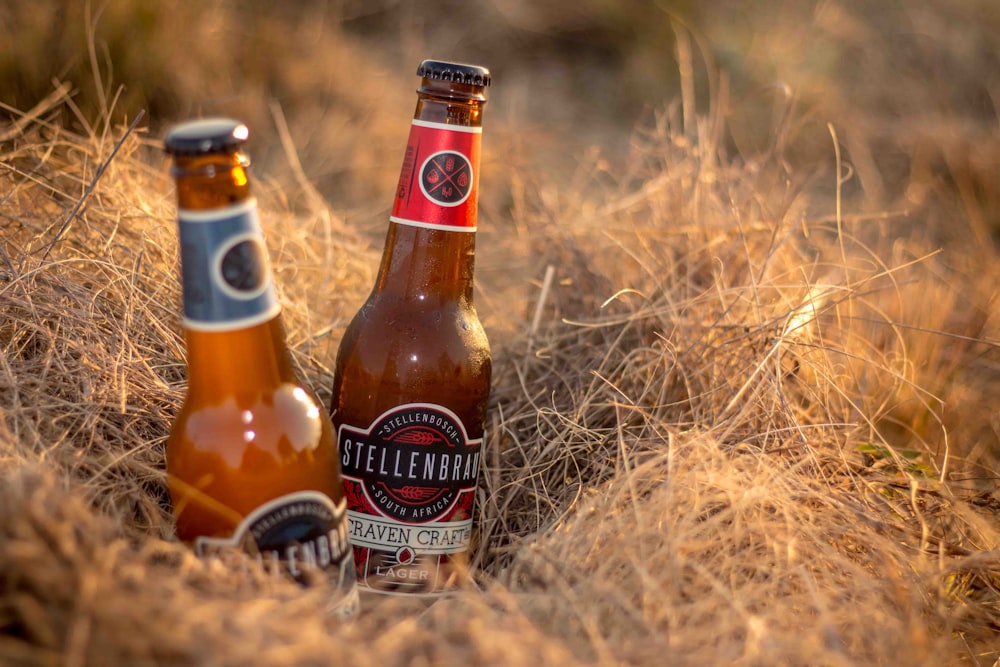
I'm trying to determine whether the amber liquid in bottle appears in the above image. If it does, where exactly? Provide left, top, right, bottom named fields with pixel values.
left=330, top=66, right=492, bottom=595
left=165, top=126, right=357, bottom=615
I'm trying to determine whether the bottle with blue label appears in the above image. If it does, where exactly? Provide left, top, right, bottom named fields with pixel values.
left=163, top=118, right=357, bottom=617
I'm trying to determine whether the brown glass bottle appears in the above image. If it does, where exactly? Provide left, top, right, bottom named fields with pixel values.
left=164, top=118, right=358, bottom=616
left=329, top=61, right=492, bottom=595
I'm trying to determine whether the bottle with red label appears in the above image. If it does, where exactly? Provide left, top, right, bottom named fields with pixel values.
left=328, top=60, right=492, bottom=595
left=163, top=118, right=358, bottom=617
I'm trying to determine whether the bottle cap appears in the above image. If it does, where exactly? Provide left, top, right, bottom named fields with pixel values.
left=416, top=60, right=491, bottom=87
left=163, top=118, right=250, bottom=156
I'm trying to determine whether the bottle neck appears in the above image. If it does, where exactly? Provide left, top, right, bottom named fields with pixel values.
left=170, top=151, right=291, bottom=393
left=375, top=224, right=477, bottom=302
left=172, top=152, right=252, bottom=209
left=374, top=81, right=486, bottom=303
left=183, top=318, right=294, bottom=395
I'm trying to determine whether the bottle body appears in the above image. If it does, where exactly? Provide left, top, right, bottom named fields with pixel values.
left=168, top=316, right=357, bottom=611
left=330, top=62, right=492, bottom=595
left=332, top=274, right=491, bottom=595
left=164, top=120, right=357, bottom=615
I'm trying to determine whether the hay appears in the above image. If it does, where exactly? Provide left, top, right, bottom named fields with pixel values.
left=2, top=8, right=1000, bottom=664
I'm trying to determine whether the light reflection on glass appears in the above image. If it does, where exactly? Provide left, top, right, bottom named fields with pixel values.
left=232, top=166, right=248, bottom=187
left=291, top=387, right=321, bottom=419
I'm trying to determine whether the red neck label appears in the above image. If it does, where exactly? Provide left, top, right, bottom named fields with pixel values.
left=390, top=120, right=481, bottom=232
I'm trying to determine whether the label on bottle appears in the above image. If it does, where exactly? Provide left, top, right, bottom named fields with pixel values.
left=338, top=403, right=482, bottom=593
left=195, top=490, right=358, bottom=616
left=390, top=120, right=481, bottom=232
left=177, top=198, right=281, bottom=331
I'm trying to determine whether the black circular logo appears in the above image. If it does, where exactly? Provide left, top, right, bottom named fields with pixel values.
left=340, top=405, right=478, bottom=523
left=216, top=236, right=268, bottom=298
left=419, top=151, right=473, bottom=206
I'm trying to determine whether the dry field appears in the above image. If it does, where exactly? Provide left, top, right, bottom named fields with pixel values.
left=1, top=0, right=998, bottom=665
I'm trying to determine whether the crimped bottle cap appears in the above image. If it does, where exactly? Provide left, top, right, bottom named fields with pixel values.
left=164, top=118, right=249, bottom=156
left=416, top=60, right=491, bottom=87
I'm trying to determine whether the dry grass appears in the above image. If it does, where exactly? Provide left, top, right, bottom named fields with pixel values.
left=1, top=1, right=999, bottom=665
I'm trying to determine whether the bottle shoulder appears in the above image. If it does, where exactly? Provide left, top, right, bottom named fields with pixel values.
left=170, top=382, right=333, bottom=460
left=345, top=293, right=487, bottom=338
left=332, top=295, right=492, bottom=407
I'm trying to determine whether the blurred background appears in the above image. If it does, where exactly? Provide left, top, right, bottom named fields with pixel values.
left=3, top=0, right=999, bottom=250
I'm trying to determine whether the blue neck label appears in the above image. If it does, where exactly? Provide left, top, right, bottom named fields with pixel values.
left=177, top=199, right=280, bottom=331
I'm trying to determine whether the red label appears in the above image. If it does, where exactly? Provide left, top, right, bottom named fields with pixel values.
left=338, top=404, right=481, bottom=525
left=337, top=403, right=481, bottom=594
left=390, top=120, right=481, bottom=232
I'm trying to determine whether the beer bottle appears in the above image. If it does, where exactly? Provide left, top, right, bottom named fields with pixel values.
left=163, top=118, right=358, bottom=616
left=329, top=60, right=492, bottom=595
